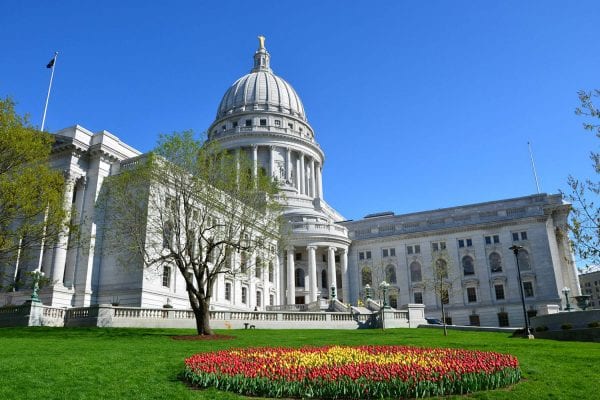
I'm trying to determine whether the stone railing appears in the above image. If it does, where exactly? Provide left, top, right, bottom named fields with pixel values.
left=1, top=303, right=427, bottom=330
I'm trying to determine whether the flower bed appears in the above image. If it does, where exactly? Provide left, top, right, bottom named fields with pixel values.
left=182, top=345, right=520, bottom=398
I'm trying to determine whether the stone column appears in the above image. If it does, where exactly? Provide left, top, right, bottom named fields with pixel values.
left=299, top=154, right=305, bottom=195
left=295, top=158, right=301, bottom=192
left=64, top=176, right=87, bottom=288
left=317, top=164, right=323, bottom=199
left=273, top=251, right=280, bottom=305
left=269, top=146, right=276, bottom=178
left=307, top=245, right=318, bottom=302
left=309, top=158, right=316, bottom=198
left=341, top=248, right=349, bottom=303
left=51, top=172, right=77, bottom=286
left=252, top=145, right=258, bottom=179
left=286, top=148, right=292, bottom=183
left=328, top=246, right=337, bottom=294
left=286, top=247, right=295, bottom=305
left=235, top=149, right=241, bottom=185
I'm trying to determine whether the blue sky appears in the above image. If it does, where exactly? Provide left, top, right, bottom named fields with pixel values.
left=1, top=1, right=599, bottom=221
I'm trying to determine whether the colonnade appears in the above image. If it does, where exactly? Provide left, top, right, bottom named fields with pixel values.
left=285, top=245, right=349, bottom=304
left=244, top=145, right=323, bottom=198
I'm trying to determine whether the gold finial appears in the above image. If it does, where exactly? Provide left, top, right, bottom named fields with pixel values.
left=258, top=35, right=266, bottom=50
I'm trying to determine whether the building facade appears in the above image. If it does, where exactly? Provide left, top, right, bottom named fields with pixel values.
left=579, top=266, right=600, bottom=309
left=0, top=37, right=581, bottom=327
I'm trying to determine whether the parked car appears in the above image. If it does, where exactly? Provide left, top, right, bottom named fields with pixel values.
left=425, top=318, right=443, bottom=325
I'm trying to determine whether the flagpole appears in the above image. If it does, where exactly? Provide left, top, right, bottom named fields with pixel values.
left=528, top=141, right=541, bottom=194
left=41, top=51, right=58, bottom=132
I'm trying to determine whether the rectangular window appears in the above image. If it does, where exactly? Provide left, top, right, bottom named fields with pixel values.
left=381, top=248, right=395, bottom=258
left=260, top=119, right=267, bottom=126
left=498, top=312, right=510, bottom=327
left=521, top=231, right=528, bottom=240
left=523, top=281, right=534, bottom=297
left=432, top=241, right=446, bottom=252
left=274, top=120, right=281, bottom=126
left=512, top=232, right=520, bottom=242
left=382, top=249, right=388, bottom=258
left=233, top=121, right=238, bottom=128
left=245, top=119, right=252, bottom=127
left=494, top=284, right=505, bottom=300
left=469, top=315, right=480, bottom=326
left=366, top=251, right=371, bottom=259
left=335, top=255, right=340, bottom=262
left=241, top=287, right=247, bottom=304
left=295, top=252, right=302, bottom=261
left=256, top=291, right=262, bottom=307
left=467, top=287, right=477, bottom=303
left=414, top=292, right=423, bottom=304
left=414, top=245, right=420, bottom=254
left=269, top=294, right=274, bottom=305
left=225, top=282, right=232, bottom=301
left=162, top=266, right=171, bottom=287
left=407, top=246, right=413, bottom=255
left=288, top=123, right=293, bottom=129
left=460, top=238, right=473, bottom=248
left=390, top=248, right=395, bottom=257
left=221, top=124, right=226, bottom=130
left=485, top=236, right=492, bottom=245
left=494, top=235, right=500, bottom=243
left=359, top=252, right=365, bottom=260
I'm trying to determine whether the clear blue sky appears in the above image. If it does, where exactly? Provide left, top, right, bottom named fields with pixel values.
left=2, top=1, right=599, bottom=221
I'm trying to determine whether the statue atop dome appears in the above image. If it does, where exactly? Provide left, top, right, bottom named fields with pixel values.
left=252, top=35, right=271, bottom=72
left=258, top=35, right=265, bottom=50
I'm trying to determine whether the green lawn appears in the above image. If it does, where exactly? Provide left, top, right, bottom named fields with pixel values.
left=0, top=327, right=597, bottom=399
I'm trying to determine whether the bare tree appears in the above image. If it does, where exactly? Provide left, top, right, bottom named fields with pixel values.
left=422, top=251, right=459, bottom=336
left=101, top=131, right=282, bottom=335
left=565, top=89, right=600, bottom=264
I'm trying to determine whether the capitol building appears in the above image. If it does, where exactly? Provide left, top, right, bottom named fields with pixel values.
left=2, top=38, right=581, bottom=328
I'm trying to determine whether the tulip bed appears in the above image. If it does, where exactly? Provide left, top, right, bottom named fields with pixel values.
left=182, top=345, right=521, bottom=398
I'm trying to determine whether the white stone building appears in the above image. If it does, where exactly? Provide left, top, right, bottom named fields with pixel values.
left=0, top=38, right=581, bottom=327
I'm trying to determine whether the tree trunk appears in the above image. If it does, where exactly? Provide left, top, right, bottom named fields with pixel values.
left=190, top=294, right=214, bottom=336
left=441, top=301, right=448, bottom=337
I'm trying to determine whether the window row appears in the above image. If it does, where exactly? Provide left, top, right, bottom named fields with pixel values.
left=359, top=251, right=532, bottom=287
left=224, top=283, right=275, bottom=307
left=214, top=118, right=302, bottom=133
left=357, top=231, right=529, bottom=260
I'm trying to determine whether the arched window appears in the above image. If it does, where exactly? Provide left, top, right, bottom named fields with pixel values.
left=462, top=256, right=475, bottom=276
left=518, top=249, right=531, bottom=271
left=385, top=265, right=397, bottom=284
left=410, top=261, right=422, bottom=282
left=435, top=259, right=448, bottom=279
left=361, top=267, right=372, bottom=286
left=268, top=261, right=274, bottom=282
left=295, top=268, right=305, bottom=287
left=489, top=252, right=502, bottom=273
left=321, top=269, right=328, bottom=288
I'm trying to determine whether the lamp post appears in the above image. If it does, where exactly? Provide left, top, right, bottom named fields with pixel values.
left=379, top=281, right=390, bottom=309
left=509, top=245, right=533, bottom=338
left=562, top=287, right=572, bottom=311
left=30, top=271, right=45, bottom=303
left=364, top=284, right=372, bottom=301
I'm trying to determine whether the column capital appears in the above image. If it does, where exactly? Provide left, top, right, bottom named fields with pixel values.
left=286, top=245, right=295, bottom=252
left=328, top=246, right=337, bottom=253
left=306, top=245, right=318, bottom=251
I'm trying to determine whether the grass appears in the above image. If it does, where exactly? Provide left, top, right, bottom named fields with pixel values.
left=0, top=327, right=598, bottom=399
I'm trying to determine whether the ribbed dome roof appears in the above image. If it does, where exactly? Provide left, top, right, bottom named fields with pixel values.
left=216, top=37, right=306, bottom=121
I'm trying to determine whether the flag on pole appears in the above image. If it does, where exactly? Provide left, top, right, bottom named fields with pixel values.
left=46, top=58, right=55, bottom=69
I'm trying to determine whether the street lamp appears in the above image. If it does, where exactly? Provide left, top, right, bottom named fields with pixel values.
left=30, top=271, right=45, bottom=303
left=509, top=245, right=533, bottom=338
left=379, top=281, right=390, bottom=309
left=364, top=284, right=372, bottom=300
left=562, top=287, right=572, bottom=311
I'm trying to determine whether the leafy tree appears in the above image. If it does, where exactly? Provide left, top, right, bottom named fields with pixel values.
left=0, top=98, right=68, bottom=290
left=101, top=131, right=282, bottom=335
left=565, top=90, right=600, bottom=264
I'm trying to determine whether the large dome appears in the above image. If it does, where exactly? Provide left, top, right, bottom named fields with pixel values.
left=216, top=37, right=306, bottom=121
